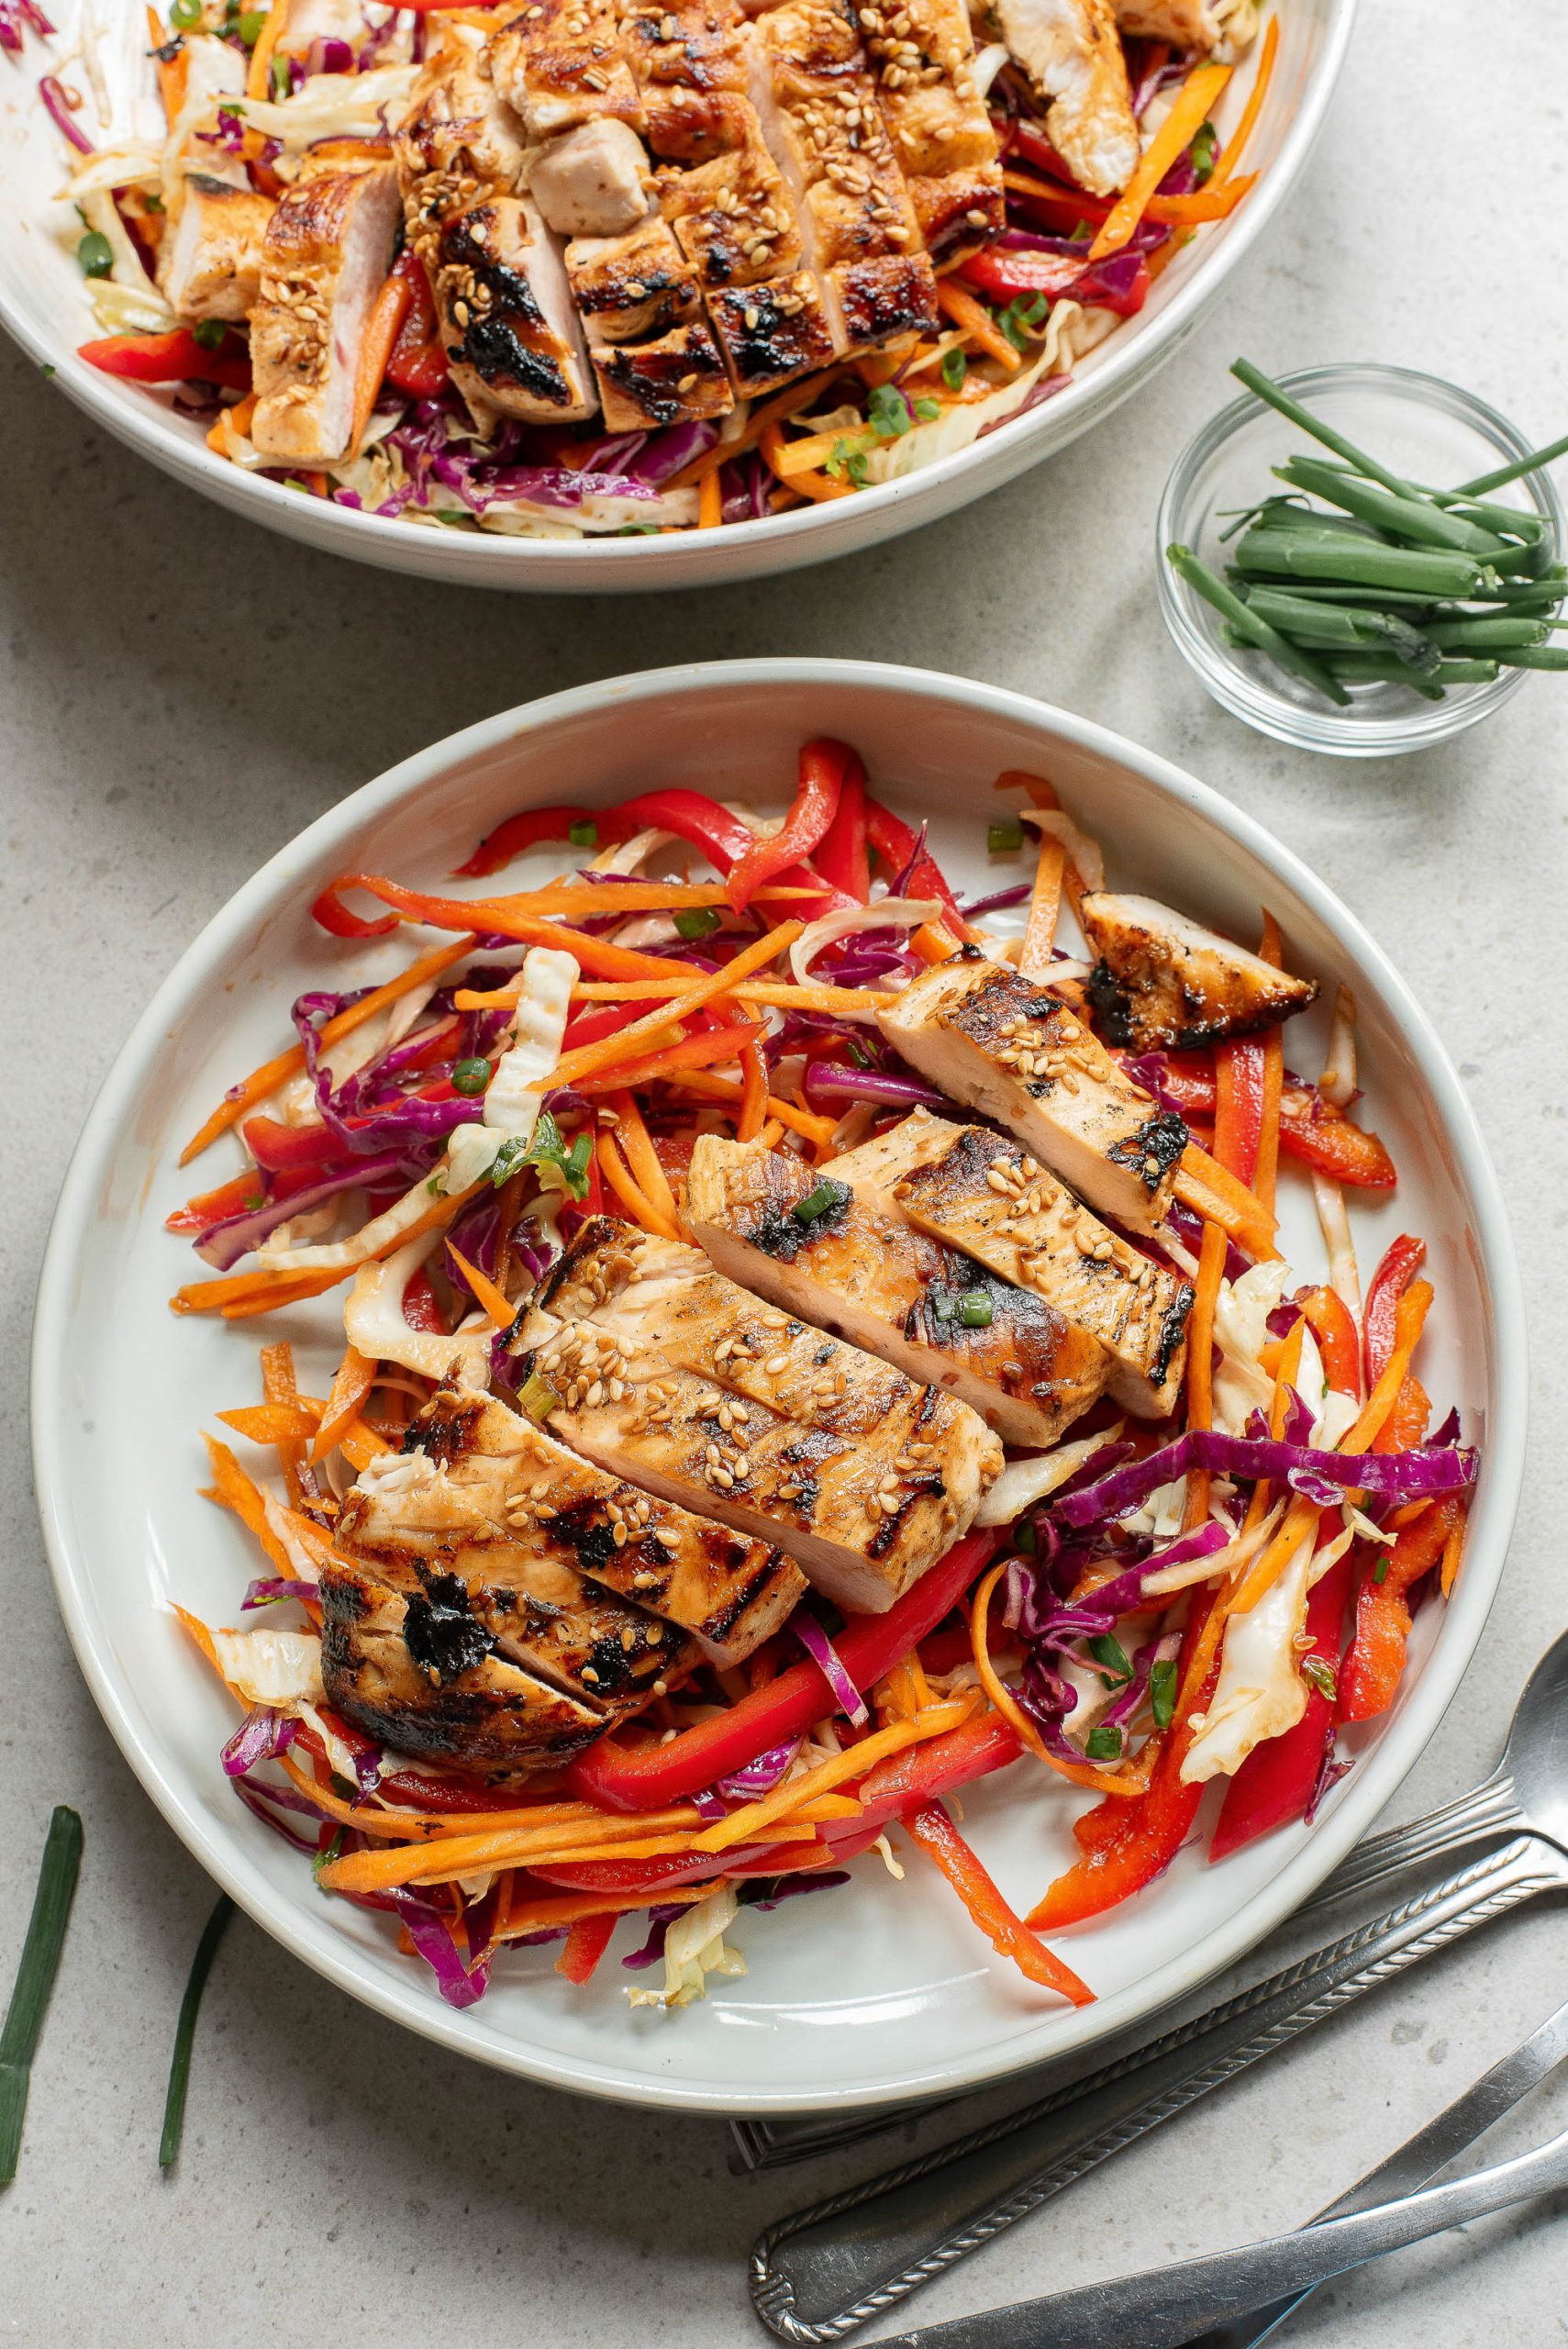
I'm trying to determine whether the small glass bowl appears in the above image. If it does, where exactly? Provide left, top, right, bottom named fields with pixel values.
left=1156, top=362, right=1563, bottom=757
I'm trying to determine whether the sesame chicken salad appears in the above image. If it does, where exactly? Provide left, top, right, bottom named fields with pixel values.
left=162, top=748, right=1475, bottom=2012
left=33, top=0, right=1272, bottom=539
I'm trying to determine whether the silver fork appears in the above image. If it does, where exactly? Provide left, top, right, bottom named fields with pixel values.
left=1307, top=1628, right=1568, bottom=1909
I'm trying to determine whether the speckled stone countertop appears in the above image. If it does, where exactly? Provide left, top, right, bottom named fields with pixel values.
left=4, top=5, right=1567, bottom=2341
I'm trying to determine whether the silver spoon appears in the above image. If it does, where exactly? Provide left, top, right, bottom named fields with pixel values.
left=1310, top=1626, right=1568, bottom=1909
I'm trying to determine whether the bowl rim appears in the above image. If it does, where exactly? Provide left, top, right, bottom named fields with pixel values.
left=0, top=0, right=1359, bottom=587
left=1155, top=357, right=1564, bottom=755
left=29, top=656, right=1527, bottom=2113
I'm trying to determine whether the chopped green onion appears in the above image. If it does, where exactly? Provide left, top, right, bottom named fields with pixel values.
left=1016, top=1520, right=1037, bottom=1554
left=987, top=818, right=1024, bottom=854
left=0, top=1809, right=83, bottom=2186
left=1499, top=643, right=1568, bottom=671
left=170, top=0, right=201, bottom=23
left=1230, top=358, right=1421, bottom=499
left=1241, top=585, right=1439, bottom=664
left=957, top=1288, right=994, bottom=1328
left=1301, top=1655, right=1338, bottom=1704
left=941, top=348, right=967, bottom=392
left=1232, top=526, right=1486, bottom=597
left=793, top=1178, right=848, bottom=1225
left=191, top=317, right=228, bottom=351
left=159, top=1895, right=234, bottom=2170
left=1423, top=616, right=1551, bottom=651
left=1372, top=1554, right=1390, bottom=1586
left=1149, top=1658, right=1177, bottom=1730
left=868, top=382, right=915, bottom=438
left=674, top=905, right=721, bottom=940
left=270, top=52, right=290, bottom=96
left=451, top=1057, right=492, bottom=1096
left=567, top=818, right=597, bottom=848
left=846, top=1040, right=874, bottom=1070
left=516, top=1370, right=561, bottom=1422
left=1167, top=543, right=1351, bottom=704
left=1189, top=118, right=1218, bottom=186
left=1085, top=1724, right=1124, bottom=1761
left=1273, top=456, right=1509, bottom=560
left=913, top=397, right=940, bottom=422
left=826, top=438, right=869, bottom=487
left=1087, top=1633, right=1133, bottom=1687
left=1319, top=651, right=1446, bottom=701
left=238, top=6, right=266, bottom=39
left=998, top=292, right=1049, bottom=351
left=75, top=230, right=113, bottom=279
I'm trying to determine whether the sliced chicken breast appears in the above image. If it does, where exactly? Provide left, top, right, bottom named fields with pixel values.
left=685, top=1135, right=1112, bottom=1445
left=590, top=314, right=733, bottom=425
left=889, top=1122, right=1194, bottom=1415
left=490, top=0, right=647, bottom=136
left=250, top=161, right=401, bottom=464
left=338, top=1381, right=803, bottom=1667
left=160, top=174, right=274, bottom=322
left=528, top=115, right=653, bottom=235
left=859, top=0, right=1005, bottom=257
left=515, top=1216, right=1002, bottom=1615
left=1113, top=0, right=1218, bottom=49
left=565, top=212, right=703, bottom=341
left=877, top=953, right=1189, bottom=1233
left=1079, top=892, right=1321, bottom=1052
left=616, top=0, right=753, bottom=161
left=991, top=0, right=1140, bottom=195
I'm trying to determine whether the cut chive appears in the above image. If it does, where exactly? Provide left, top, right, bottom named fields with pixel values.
left=1455, top=427, right=1568, bottom=499
left=1273, top=457, right=1509, bottom=560
left=1248, top=580, right=1441, bottom=611
left=1167, top=543, right=1351, bottom=703
left=1230, top=359, right=1421, bottom=498
left=1232, top=527, right=1485, bottom=597
left=792, top=1178, right=847, bottom=1225
left=1085, top=1724, right=1124, bottom=1762
left=159, top=1894, right=234, bottom=2170
left=987, top=818, right=1024, bottom=854
left=1423, top=616, right=1550, bottom=651
left=1241, top=586, right=1438, bottom=664
left=956, top=1288, right=994, bottom=1328
left=1301, top=1654, right=1338, bottom=1704
left=1087, top=1633, right=1133, bottom=1686
left=76, top=230, right=114, bottom=279
left=515, top=1370, right=561, bottom=1421
left=1372, top=1555, right=1391, bottom=1586
left=1499, top=643, right=1568, bottom=671
left=1321, top=652, right=1446, bottom=701
left=673, top=905, right=721, bottom=941
left=450, top=1056, right=492, bottom=1096
left=0, top=1808, right=83, bottom=2186
left=1149, top=1658, right=1177, bottom=1730
left=567, top=818, right=597, bottom=849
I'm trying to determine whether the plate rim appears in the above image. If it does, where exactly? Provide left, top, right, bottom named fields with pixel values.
left=30, top=655, right=1527, bottom=2114
left=0, top=0, right=1358, bottom=591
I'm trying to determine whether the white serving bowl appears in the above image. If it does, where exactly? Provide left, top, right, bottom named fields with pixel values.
left=32, top=659, right=1522, bottom=2114
left=2, top=3, right=1354, bottom=592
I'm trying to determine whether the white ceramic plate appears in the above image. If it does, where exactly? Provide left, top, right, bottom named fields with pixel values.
left=32, top=660, right=1523, bottom=2114
left=1, top=4, right=1354, bottom=593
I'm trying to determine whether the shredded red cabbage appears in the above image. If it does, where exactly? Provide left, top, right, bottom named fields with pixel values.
left=1056, top=1429, right=1476, bottom=1531
left=795, top=1613, right=869, bottom=1726
left=220, top=1709, right=297, bottom=1777
left=195, top=1148, right=410, bottom=1269
left=241, top=1576, right=317, bottom=1609
left=393, top=1887, right=491, bottom=2009
left=803, top=1063, right=948, bottom=1111
left=715, top=1739, right=803, bottom=1800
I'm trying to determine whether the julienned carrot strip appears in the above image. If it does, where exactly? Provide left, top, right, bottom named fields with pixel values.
left=574, top=1017, right=762, bottom=1098
left=738, top=1040, right=769, bottom=1142
left=495, top=1887, right=712, bottom=1942
left=173, top=1178, right=484, bottom=1315
left=179, top=933, right=477, bottom=1163
left=911, top=921, right=961, bottom=965
left=547, top=919, right=803, bottom=1091
left=1090, top=60, right=1232, bottom=260
left=259, top=1340, right=311, bottom=1507
left=570, top=978, right=895, bottom=1014
left=172, top=1603, right=218, bottom=1672
left=326, top=876, right=809, bottom=922
left=218, top=1402, right=317, bottom=1445
left=664, top=1071, right=839, bottom=1147
left=201, top=1433, right=294, bottom=1575
left=935, top=279, right=1019, bottom=370
left=1174, top=1143, right=1280, bottom=1258
left=311, top=1345, right=375, bottom=1462
left=1018, top=833, right=1066, bottom=978
left=1151, top=173, right=1258, bottom=223
left=1181, top=1219, right=1229, bottom=1531
left=606, top=1092, right=679, bottom=1230
left=446, top=1244, right=516, bottom=1331
left=697, top=468, right=723, bottom=529
left=595, top=1129, right=679, bottom=1241
left=758, top=422, right=854, bottom=502
left=321, top=1816, right=826, bottom=1894
left=689, top=1710, right=964, bottom=1854
left=1208, top=14, right=1278, bottom=190
left=244, top=0, right=284, bottom=100
left=349, top=269, right=412, bottom=457
left=903, top=1803, right=1093, bottom=2006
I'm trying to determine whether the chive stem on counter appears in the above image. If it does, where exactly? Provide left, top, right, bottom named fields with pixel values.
left=0, top=1808, right=84, bottom=2187
left=160, top=1893, right=235, bottom=2171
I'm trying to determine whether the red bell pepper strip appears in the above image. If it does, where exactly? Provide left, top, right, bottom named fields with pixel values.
left=1213, top=1036, right=1266, bottom=1188
left=1296, top=1284, right=1362, bottom=1404
left=309, top=878, right=401, bottom=938
left=959, top=245, right=1151, bottom=318
left=806, top=751, right=871, bottom=903
left=854, top=1710, right=1022, bottom=1828
left=530, top=1823, right=886, bottom=1898
left=725, top=739, right=850, bottom=915
left=453, top=803, right=645, bottom=879
left=1279, top=1096, right=1397, bottom=1190
left=1006, top=120, right=1116, bottom=217
left=1339, top=1497, right=1463, bottom=1724
left=905, top=1803, right=1094, bottom=2002
left=562, top=1531, right=1000, bottom=1811
left=164, top=1168, right=268, bottom=1235
left=1208, top=1553, right=1354, bottom=1862
left=1373, top=1375, right=1429, bottom=1456
left=383, top=250, right=450, bottom=400
left=1362, top=1235, right=1427, bottom=1388
left=862, top=796, right=966, bottom=932
left=555, top=1910, right=617, bottom=1983
left=79, top=327, right=253, bottom=392
left=402, top=1265, right=447, bottom=1333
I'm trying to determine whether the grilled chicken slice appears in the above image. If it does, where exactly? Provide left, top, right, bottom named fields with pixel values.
left=878, top=954, right=1189, bottom=1234
left=617, top=0, right=753, bottom=161
left=590, top=314, right=733, bottom=424
left=858, top=0, right=1005, bottom=258
left=1079, top=893, right=1320, bottom=1052
left=250, top=161, right=401, bottom=463
left=399, top=45, right=596, bottom=429
left=991, top=0, right=1140, bottom=195
left=685, top=1136, right=1111, bottom=1445
left=321, top=1559, right=613, bottom=1769
left=528, top=116, right=654, bottom=235
left=706, top=271, right=837, bottom=392
left=890, top=1123, right=1193, bottom=1416
left=1112, top=0, right=1218, bottom=47
left=516, top=1216, right=1002, bottom=1614
left=565, top=212, right=702, bottom=340
left=339, top=1382, right=802, bottom=1667
left=490, top=0, right=647, bottom=136
left=160, top=175, right=274, bottom=322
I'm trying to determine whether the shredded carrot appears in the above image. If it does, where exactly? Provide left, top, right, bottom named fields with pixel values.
left=446, top=1243, right=516, bottom=1331
left=218, top=1401, right=317, bottom=1446
left=495, top=1887, right=713, bottom=1942
left=1181, top=1219, right=1229, bottom=1531
left=202, top=1432, right=293, bottom=1574
left=664, top=1070, right=840, bottom=1147
left=575, top=1017, right=762, bottom=1099
left=936, top=280, right=1020, bottom=371
left=697, top=467, right=723, bottom=528
left=687, top=1711, right=959, bottom=1854
left=1208, top=14, right=1279, bottom=190
left=970, top=1564, right=1149, bottom=1795
left=596, top=1127, right=680, bottom=1241
left=320, top=1810, right=829, bottom=1895
left=570, top=977, right=894, bottom=1016
left=606, top=1091, right=680, bottom=1230
left=311, top=1344, right=375, bottom=1462
left=1151, top=173, right=1258, bottom=224
left=738, top=1039, right=769, bottom=1142
left=172, top=1177, right=484, bottom=1314
left=668, top=376, right=836, bottom=490
left=148, top=5, right=190, bottom=118
left=759, top=422, right=854, bottom=502
left=1018, top=834, right=1067, bottom=978
left=1090, top=60, right=1233, bottom=260
left=911, top=920, right=961, bottom=966
left=1174, top=1143, right=1280, bottom=1260
left=546, top=919, right=802, bottom=1093
left=349, top=268, right=412, bottom=459
left=1440, top=1510, right=1467, bottom=1599
left=244, top=0, right=284, bottom=101
left=206, top=393, right=256, bottom=457
left=180, top=933, right=476, bottom=1164
left=172, top=1602, right=218, bottom=1673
